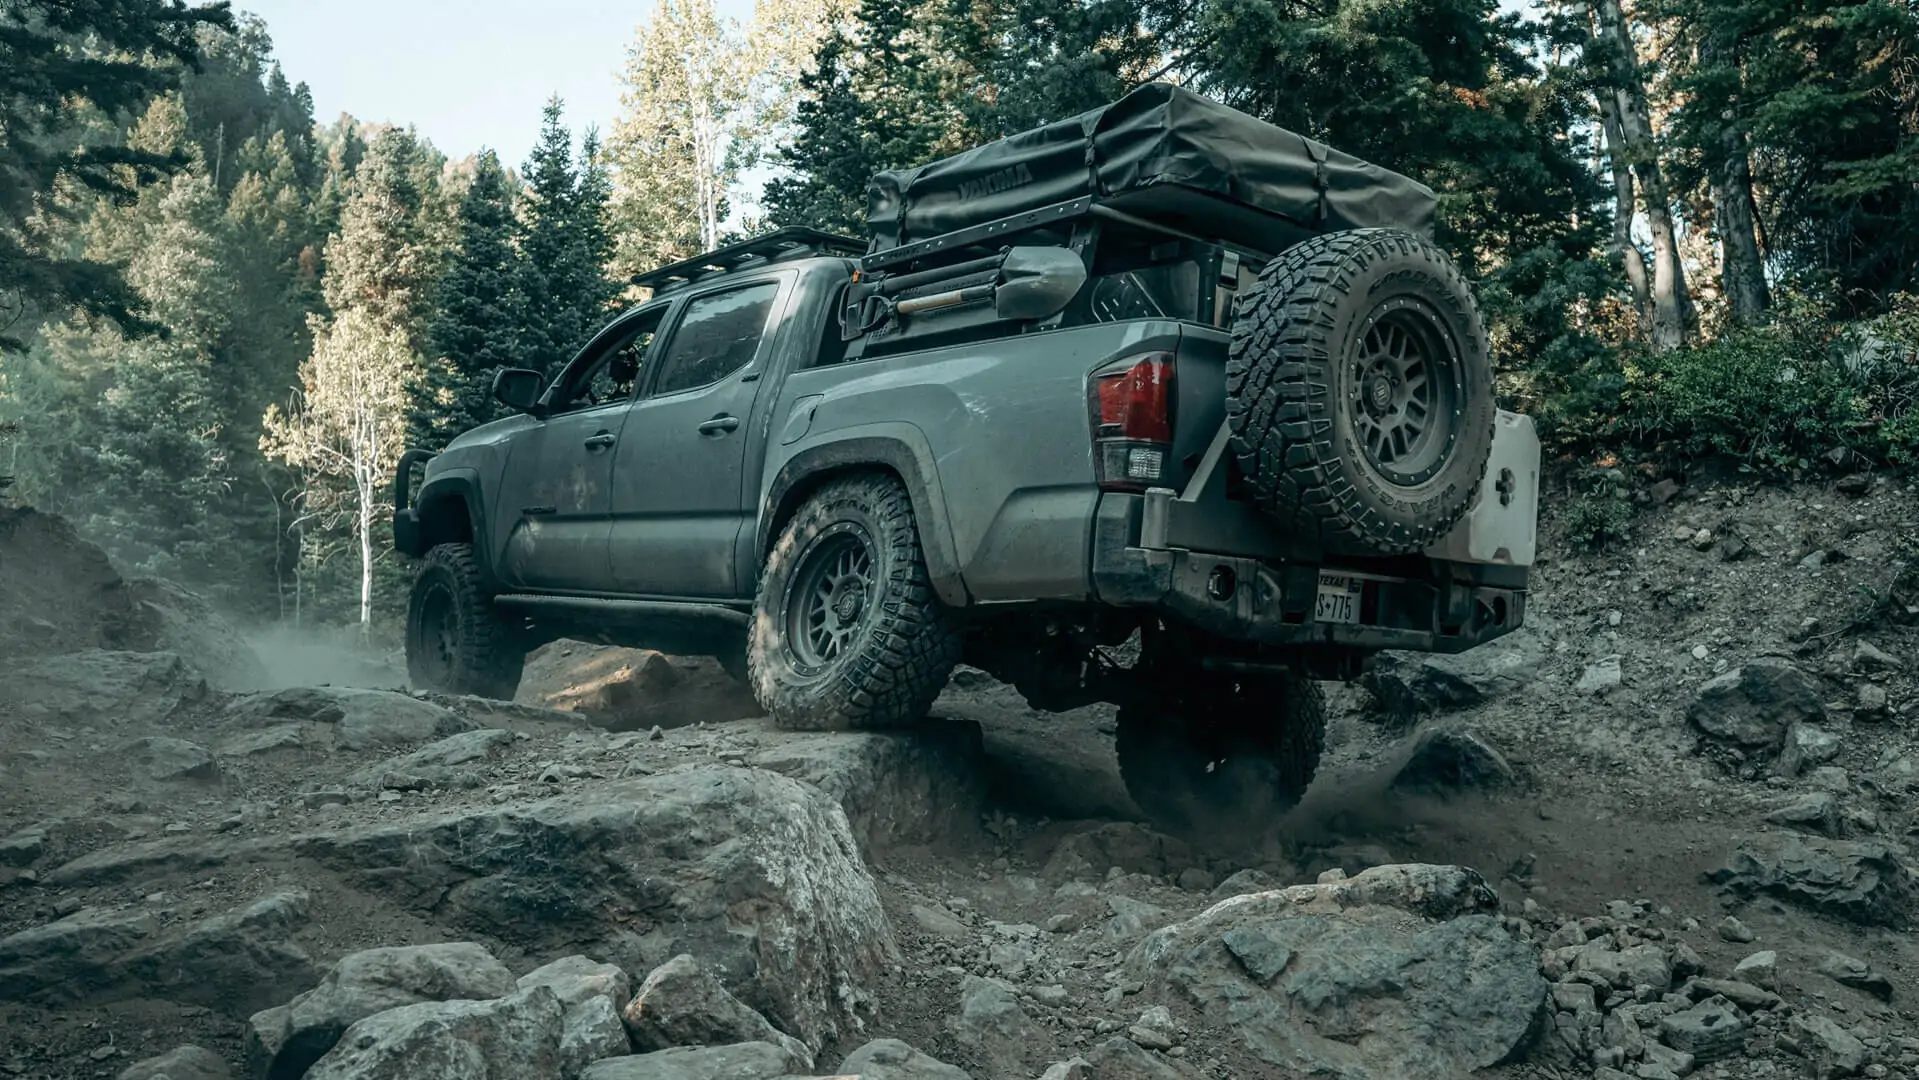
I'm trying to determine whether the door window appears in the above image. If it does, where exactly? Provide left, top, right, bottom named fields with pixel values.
left=548, top=308, right=666, bottom=414
left=650, top=281, right=782, bottom=396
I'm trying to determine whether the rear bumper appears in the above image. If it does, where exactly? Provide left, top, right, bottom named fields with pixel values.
left=1089, top=493, right=1527, bottom=654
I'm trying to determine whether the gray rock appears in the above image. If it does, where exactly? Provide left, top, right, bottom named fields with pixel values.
left=1788, top=1013, right=1866, bottom=1079
left=1551, top=981, right=1597, bottom=1013
left=1852, top=640, right=1900, bottom=671
left=1391, top=728, right=1517, bottom=792
left=0, top=827, right=44, bottom=868
left=1707, top=836, right=1914, bottom=926
left=1689, top=978, right=1782, bottom=1012
left=1856, top=683, right=1889, bottom=718
left=60, top=766, right=897, bottom=1055
left=1717, top=916, right=1756, bottom=943
left=1361, top=621, right=1549, bottom=720
left=254, top=941, right=516, bottom=1080
left=578, top=1042, right=803, bottom=1080
left=305, top=985, right=566, bottom=1080
left=622, top=954, right=809, bottom=1067
left=1106, top=894, right=1173, bottom=942
left=1658, top=999, right=1747, bottom=1060
left=517, top=956, right=633, bottom=1077
left=1687, top=659, right=1826, bottom=749
left=0, top=906, right=156, bottom=1004
left=1576, top=656, right=1624, bottom=695
left=1082, top=1035, right=1199, bottom=1079
left=743, top=719, right=987, bottom=853
left=1574, top=943, right=1673, bottom=990
left=0, top=650, right=206, bottom=726
left=0, top=892, right=298, bottom=1018
left=1036, top=1059, right=1091, bottom=1080
left=217, top=724, right=313, bottom=757
left=1641, top=1042, right=1695, bottom=1077
left=1733, top=950, right=1778, bottom=990
left=1125, top=863, right=1538, bottom=1079
left=1766, top=792, right=1845, bottom=837
left=1816, top=952, right=1894, bottom=1001
left=127, top=736, right=221, bottom=783
left=1777, top=723, right=1844, bottom=777
left=223, top=686, right=473, bottom=750
left=949, top=975, right=1044, bottom=1078
left=122, top=887, right=319, bottom=1018
left=837, top=1038, right=971, bottom=1080
left=116, top=1045, right=230, bottom=1080
left=1209, top=869, right=1279, bottom=901
left=346, top=729, right=518, bottom=788
left=908, top=903, right=969, bottom=942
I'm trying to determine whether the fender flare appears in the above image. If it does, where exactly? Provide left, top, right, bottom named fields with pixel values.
left=410, top=468, right=496, bottom=583
left=758, top=428, right=970, bottom=607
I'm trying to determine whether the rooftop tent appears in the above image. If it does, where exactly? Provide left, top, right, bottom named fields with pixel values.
left=864, top=82, right=1437, bottom=256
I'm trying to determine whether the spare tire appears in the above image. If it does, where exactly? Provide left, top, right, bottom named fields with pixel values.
left=1226, top=228, right=1494, bottom=556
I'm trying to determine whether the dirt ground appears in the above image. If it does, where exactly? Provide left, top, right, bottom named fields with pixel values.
left=2, top=474, right=1917, bottom=1079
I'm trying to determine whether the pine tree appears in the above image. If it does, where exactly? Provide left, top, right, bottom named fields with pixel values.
left=322, top=127, right=441, bottom=348
left=0, top=0, right=231, bottom=348
left=519, top=100, right=616, bottom=380
left=416, top=150, right=522, bottom=446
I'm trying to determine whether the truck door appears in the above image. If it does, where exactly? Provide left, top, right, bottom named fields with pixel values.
left=492, top=306, right=665, bottom=591
left=606, top=275, right=788, bottom=599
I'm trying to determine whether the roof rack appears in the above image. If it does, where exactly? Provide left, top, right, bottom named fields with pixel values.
left=630, top=225, right=866, bottom=294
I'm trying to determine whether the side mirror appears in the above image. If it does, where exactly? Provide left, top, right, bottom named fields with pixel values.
left=492, top=368, right=545, bottom=415
left=995, top=246, right=1088, bottom=321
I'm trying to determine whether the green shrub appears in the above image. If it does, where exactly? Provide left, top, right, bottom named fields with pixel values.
left=1561, top=494, right=1633, bottom=551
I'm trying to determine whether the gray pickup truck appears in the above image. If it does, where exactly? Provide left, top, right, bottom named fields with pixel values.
left=393, top=83, right=1539, bottom=834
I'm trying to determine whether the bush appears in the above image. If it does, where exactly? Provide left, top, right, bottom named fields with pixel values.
left=1562, top=494, right=1633, bottom=551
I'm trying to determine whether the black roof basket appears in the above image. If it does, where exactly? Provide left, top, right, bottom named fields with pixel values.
left=629, top=225, right=866, bottom=294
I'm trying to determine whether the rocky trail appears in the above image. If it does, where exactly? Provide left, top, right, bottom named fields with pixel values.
left=3, top=476, right=1919, bottom=1080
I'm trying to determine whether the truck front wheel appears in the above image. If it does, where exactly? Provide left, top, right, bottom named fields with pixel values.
left=748, top=473, right=961, bottom=730
left=1116, top=671, right=1326, bottom=840
left=405, top=543, right=527, bottom=700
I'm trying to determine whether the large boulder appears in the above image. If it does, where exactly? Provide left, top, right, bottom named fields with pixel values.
left=249, top=941, right=517, bottom=1080
left=345, top=728, right=519, bottom=789
left=746, top=722, right=987, bottom=853
left=516, top=640, right=760, bottom=731
left=1124, top=865, right=1543, bottom=1079
left=1360, top=621, right=1549, bottom=720
left=622, top=954, right=810, bottom=1067
left=63, top=766, right=898, bottom=1056
left=0, top=506, right=140, bottom=659
left=304, top=985, right=567, bottom=1080
left=1707, top=836, right=1913, bottom=926
left=222, top=686, right=474, bottom=751
left=126, top=735, right=221, bottom=783
left=0, top=888, right=318, bottom=1018
left=0, top=649, right=205, bottom=726
left=1687, top=659, right=1826, bottom=749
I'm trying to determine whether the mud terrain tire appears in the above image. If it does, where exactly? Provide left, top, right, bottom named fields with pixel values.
left=748, top=473, right=961, bottom=730
left=1227, top=228, right=1494, bottom=556
left=1116, top=672, right=1326, bottom=839
left=405, top=542, right=527, bottom=700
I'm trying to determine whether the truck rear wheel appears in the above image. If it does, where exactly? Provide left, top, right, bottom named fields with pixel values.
left=405, top=543, right=526, bottom=700
left=1227, top=228, right=1494, bottom=556
left=748, top=473, right=961, bottom=730
left=1116, top=671, right=1326, bottom=840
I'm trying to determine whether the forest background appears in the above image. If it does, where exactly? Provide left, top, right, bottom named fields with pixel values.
left=2, top=0, right=1915, bottom=634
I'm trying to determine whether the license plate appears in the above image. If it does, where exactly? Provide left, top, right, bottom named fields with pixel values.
left=1315, top=574, right=1362, bottom=624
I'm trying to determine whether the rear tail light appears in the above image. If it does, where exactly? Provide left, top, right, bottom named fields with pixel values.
left=1089, top=352, right=1175, bottom=491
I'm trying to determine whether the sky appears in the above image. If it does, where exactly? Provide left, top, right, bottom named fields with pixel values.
left=236, top=0, right=758, bottom=170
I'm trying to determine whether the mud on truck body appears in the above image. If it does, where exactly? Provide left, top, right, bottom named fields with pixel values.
left=392, top=82, right=1539, bottom=836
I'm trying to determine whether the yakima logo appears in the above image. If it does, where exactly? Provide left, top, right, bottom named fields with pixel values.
left=958, top=163, right=1033, bottom=202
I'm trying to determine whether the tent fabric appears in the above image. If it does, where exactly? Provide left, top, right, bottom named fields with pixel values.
left=865, top=82, right=1436, bottom=253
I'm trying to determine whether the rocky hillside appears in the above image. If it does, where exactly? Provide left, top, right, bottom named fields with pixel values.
left=1, top=478, right=1916, bottom=1080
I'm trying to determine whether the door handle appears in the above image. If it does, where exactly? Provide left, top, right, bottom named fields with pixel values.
left=697, top=416, right=741, bottom=436
left=583, top=431, right=617, bottom=451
